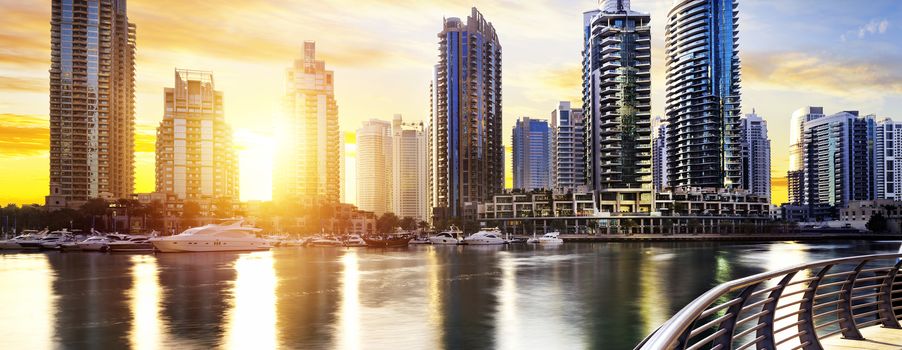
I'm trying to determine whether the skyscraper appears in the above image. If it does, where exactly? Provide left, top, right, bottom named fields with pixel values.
left=392, top=115, right=428, bottom=221
left=551, top=101, right=587, bottom=192
left=46, top=0, right=136, bottom=208
left=155, top=70, right=238, bottom=201
left=653, top=117, right=669, bottom=193
left=787, top=107, right=825, bottom=204
left=583, top=0, right=653, bottom=213
left=512, top=117, right=551, bottom=191
left=802, top=111, right=875, bottom=209
left=664, top=0, right=742, bottom=190
left=275, top=41, right=341, bottom=205
left=429, top=7, right=503, bottom=224
left=739, top=112, right=771, bottom=200
left=875, top=118, right=902, bottom=200
left=356, top=119, right=392, bottom=216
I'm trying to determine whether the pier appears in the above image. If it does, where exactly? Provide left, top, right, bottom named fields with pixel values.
left=561, top=233, right=902, bottom=243
left=636, top=253, right=902, bottom=349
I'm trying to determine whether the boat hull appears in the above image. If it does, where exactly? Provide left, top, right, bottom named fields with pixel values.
left=108, top=243, right=155, bottom=253
left=428, top=237, right=460, bottom=245
left=461, top=239, right=505, bottom=245
left=151, top=239, right=271, bottom=253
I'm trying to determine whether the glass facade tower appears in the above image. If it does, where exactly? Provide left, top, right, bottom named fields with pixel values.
left=664, top=0, right=742, bottom=190
left=429, top=7, right=503, bottom=224
left=512, top=117, right=550, bottom=191
left=583, top=0, right=653, bottom=213
left=47, top=0, right=136, bottom=208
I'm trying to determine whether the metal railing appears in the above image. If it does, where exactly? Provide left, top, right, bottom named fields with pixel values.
left=636, top=253, right=902, bottom=350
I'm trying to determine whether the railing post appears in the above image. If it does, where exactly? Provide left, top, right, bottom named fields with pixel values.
left=756, top=272, right=797, bottom=349
left=837, top=260, right=867, bottom=340
left=798, top=264, right=833, bottom=350
left=878, top=260, right=902, bottom=329
left=714, top=283, right=760, bottom=347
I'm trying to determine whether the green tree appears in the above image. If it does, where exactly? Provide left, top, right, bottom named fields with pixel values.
left=80, top=198, right=109, bottom=231
left=399, top=217, right=417, bottom=231
left=866, top=213, right=889, bottom=233
left=181, top=201, right=201, bottom=229
left=212, top=197, right=234, bottom=218
left=376, top=212, right=400, bottom=234
left=417, top=220, right=430, bottom=233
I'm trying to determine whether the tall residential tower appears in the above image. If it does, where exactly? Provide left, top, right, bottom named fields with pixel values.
left=664, top=0, right=742, bottom=190
left=583, top=0, right=653, bottom=213
left=47, top=0, right=136, bottom=208
left=392, top=115, right=428, bottom=221
left=356, top=119, right=392, bottom=216
left=429, top=8, right=503, bottom=225
left=155, top=70, right=238, bottom=201
left=275, top=41, right=341, bottom=205
left=739, top=112, right=771, bottom=200
left=512, top=117, right=551, bottom=191
left=551, top=101, right=586, bottom=192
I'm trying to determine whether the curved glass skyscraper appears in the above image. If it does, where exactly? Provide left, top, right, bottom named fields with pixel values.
left=664, top=0, right=741, bottom=190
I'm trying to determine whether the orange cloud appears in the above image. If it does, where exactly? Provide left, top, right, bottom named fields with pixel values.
left=0, top=113, right=48, bottom=157
left=744, top=51, right=902, bottom=97
left=0, top=76, right=46, bottom=93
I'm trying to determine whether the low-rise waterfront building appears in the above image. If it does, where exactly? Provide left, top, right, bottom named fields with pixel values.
left=477, top=188, right=770, bottom=235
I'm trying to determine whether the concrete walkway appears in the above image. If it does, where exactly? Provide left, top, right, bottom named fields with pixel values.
left=821, top=326, right=902, bottom=349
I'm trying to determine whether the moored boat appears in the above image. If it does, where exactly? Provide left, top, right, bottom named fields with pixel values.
left=77, top=236, right=112, bottom=252
left=428, top=227, right=463, bottom=245
left=149, top=220, right=270, bottom=253
left=536, top=231, right=564, bottom=245
left=108, top=236, right=154, bottom=253
left=461, top=228, right=506, bottom=245
left=342, top=235, right=367, bottom=247
left=308, top=236, right=343, bottom=247
left=363, top=235, right=412, bottom=248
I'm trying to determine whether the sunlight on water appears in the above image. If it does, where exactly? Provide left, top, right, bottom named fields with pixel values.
left=129, top=255, right=165, bottom=349
left=426, top=248, right=445, bottom=345
left=225, top=252, right=277, bottom=349
left=496, top=251, right=520, bottom=349
left=639, top=248, right=672, bottom=335
left=336, top=251, right=361, bottom=350
left=0, top=254, right=54, bottom=349
left=767, top=242, right=810, bottom=349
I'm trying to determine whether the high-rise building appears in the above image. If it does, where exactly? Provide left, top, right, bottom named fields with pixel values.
left=356, top=119, right=392, bottom=216
left=787, top=107, right=825, bottom=204
left=801, top=111, right=875, bottom=208
left=551, top=101, right=587, bottom=192
left=155, top=70, right=238, bottom=201
left=392, top=115, right=428, bottom=221
left=46, top=0, right=136, bottom=208
left=664, top=0, right=742, bottom=190
left=653, top=117, right=669, bottom=193
left=583, top=0, right=653, bottom=213
left=875, top=118, right=902, bottom=200
left=429, top=7, right=503, bottom=224
left=512, top=117, right=551, bottom=191
left=740, top=112, right=771, bottom=200
left=275, top=41, right=341, bottom=205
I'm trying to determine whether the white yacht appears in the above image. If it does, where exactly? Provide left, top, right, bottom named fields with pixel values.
left=536, top=231, right=564, bottom=245
left=462, top=228, right=506, bottom=245
left=149, top=220, right=271, bottom=253
left=77, top=236, right=112, bottom=252
left=343, top=235, right=367, bottom=247
left=429, top=226, right=463, bottom=245
left=0, top=230, right=45, bottom=250
left=308, top=236, right=343, bottom=247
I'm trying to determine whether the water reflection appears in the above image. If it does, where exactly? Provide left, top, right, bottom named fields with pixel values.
left=225, top=252, right=277, bottom=349
left=0, top=241, right=899, bottom=349
left=129, top=255, right=165, bottom=349
left=335, top=251, right=360, bottom=350
left=0, top=254, right=54, bottom=349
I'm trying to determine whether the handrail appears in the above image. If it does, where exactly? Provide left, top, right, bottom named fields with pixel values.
left=636, top=253, right=902, bottom=350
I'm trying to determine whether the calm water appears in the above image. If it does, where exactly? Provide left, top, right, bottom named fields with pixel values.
left=1, top=241, right=899, bottom=349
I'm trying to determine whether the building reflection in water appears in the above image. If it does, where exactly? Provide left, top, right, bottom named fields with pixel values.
left=129, top=255, right=166, bottom=349
left=425, top=247, right=445, bottom=346
left=47, top=252, right=133, bottom=348
left=156, top=252, right=239, bottom=347
left=637, top=247, right=672, bottom=337
left=224, top=251, right=278, bottom=349
left=274, top=248, right=341, bottom=347
left=0, top=254, right=55, bottom=348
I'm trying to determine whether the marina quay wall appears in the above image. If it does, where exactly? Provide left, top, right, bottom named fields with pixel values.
left=477, top=189, right=772, bottom=235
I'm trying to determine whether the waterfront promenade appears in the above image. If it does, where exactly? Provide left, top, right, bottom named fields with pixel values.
left=822, top=326, right=902, bottom=349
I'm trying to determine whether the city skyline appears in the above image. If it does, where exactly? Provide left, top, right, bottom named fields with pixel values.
left=2, top=0, right=902, bottom=205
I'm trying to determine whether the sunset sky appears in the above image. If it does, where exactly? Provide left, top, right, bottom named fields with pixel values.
left=1, top=0, right=901, bottom=205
